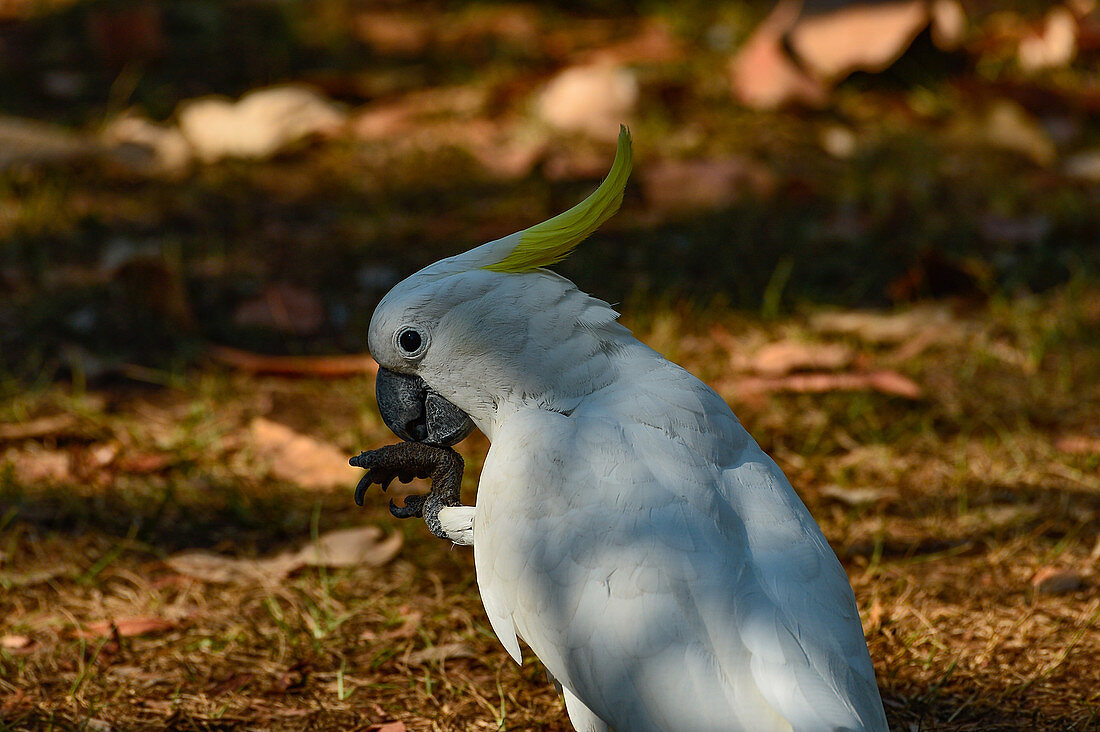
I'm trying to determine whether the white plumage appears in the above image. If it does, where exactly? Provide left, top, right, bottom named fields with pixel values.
left=366, top=131, right=888, bottom=731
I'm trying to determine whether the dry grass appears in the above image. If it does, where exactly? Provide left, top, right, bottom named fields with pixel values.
left=2, top=2, right=1100, bottom=727
left=3, top=290, right=1099, bottom=731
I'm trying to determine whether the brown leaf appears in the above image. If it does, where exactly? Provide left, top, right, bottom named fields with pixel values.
left=1055, top=435, right=1100, bottom=455
left=1, top=446, right=71, bottom=484
left=535, top=64, right=638, bottom=140
left=584, top=18, right=683, bottom=65
left=165, top=551, right=290, bottom=584
left=789, top=0, right=929, bottom=81
left=0, top=114, right=95, bottom=168
left=116, top=452, right=174, bottom=474
left=293, top=526, right=403, bottom=569
left=728, top=0, right=827, bottom=109
left=1018, top=6, right=1077, bottom=72
left=76, top=616, right=177, bottom=639
left=810, top=307, right=959, bottom=344
left=820, top=485, right=889, bottom=507
left=407, top=642, right=477, bottom=665
left=177, top=86, right=346, bottom=164
left=1, top=634, right=32, bottom=650
left=734, top=370, right=922, bottom=400
left=166, top=526, right=400, bottom=585
left=353, top=11, right=433, bottom=56
left=1031, top=567, right=1086, bottom=595
left=248, top=417, right=361, bottom=489
left=0, top=413, right=76, bottom=440
left=208, top=344, right=377, bottom=377
left=738, top=340, right=856, bottom=377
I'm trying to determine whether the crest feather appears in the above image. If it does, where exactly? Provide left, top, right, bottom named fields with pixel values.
left=484, top=126, right=632, bottom=274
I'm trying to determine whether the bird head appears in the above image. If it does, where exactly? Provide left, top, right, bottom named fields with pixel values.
left=368, top=127, right=633, bottom=444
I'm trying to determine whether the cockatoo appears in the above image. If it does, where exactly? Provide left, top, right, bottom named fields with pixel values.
left=361, top=127, right=889, bottom=732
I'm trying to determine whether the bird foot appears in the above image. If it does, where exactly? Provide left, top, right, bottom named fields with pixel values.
left=350, top=442, right=465, bottom=540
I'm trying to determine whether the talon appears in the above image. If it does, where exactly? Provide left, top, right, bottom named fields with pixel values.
left=354, top=472, right=373, bottom=506
left=349, top=443, right=465, bottom=539
left=390, top=495, right=424, bottom=519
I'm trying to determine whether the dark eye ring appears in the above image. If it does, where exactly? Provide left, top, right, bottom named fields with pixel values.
left=397, top=327, right=424, bottom=355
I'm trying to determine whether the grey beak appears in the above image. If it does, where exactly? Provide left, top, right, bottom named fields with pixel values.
left=375, top=367, right=474, bottom=447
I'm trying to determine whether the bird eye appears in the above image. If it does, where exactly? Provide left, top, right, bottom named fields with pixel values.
left=397, top=327, right=423, bottom=355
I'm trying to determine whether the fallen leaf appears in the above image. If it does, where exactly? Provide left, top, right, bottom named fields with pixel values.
left=76, top=616, right=177, bottom=639
left=810, top=306, right=958, bottom=344
left=980, top=100, right=1056, bottom=166
left=737, top=340, right=856, bottom=377
left=585, top=18, right=683, bottom=65
left=789, top=0, right=929, bottom=81
left=407, top=642, right=477, bottom=665
left=1031, top=567, right=1086, bottom=595
left=165, top=551, right=291, bottom=584
left=166, top=526, right=400, bottom=584
left=248, top=417, right=361, bottom=490
left=177, top=86, right=346, bottom=163
left=101, top=111, right=193, bottom=175
left=820, top=485, right=889, bottom=507
left=1, top=634, right=31, bottom=650
left=116, top=452, right=174, bottom=474
left=734, top=370, right=922, bottom=399
left=1018, top=6, right=1077, bottom=72
left=0, top=114, right=95, bottom=168
left=0, top=413, right=76, bottom=440
left=930, top=0, right=966, bottom=50
left=728, top=0, right=827, bottom=109
left=81, top=719, right=112, bottom=732
left=1, top=446, right=71, bottom=484
left=535, top=64, right=638, bottom=140
left=366, top=721, right=407, bottom=732
left=1056, top=435, right=1100, bottom=455
left=208, top=344, right=377, bottom=377
left=353, top=11, right=433, bottom=55
left=294, top=526, right=403, bottom=569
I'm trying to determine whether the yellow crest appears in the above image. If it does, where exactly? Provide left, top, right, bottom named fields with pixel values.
left=484, top=126, right=632, bottom=274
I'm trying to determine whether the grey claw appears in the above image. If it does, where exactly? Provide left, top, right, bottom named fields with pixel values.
left=354, top=472, right=373, bottom=506
left=390, top=495, right=424, bottom=519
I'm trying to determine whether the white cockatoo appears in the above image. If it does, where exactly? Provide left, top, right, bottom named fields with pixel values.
left=364, top=128, right=889, bottom=732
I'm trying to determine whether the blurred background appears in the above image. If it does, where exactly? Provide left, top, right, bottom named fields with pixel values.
left=1, top=1, right=1099, bottom=730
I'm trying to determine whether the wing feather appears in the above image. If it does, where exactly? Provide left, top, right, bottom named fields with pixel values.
left=473, top=373, right=887, bottom=732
